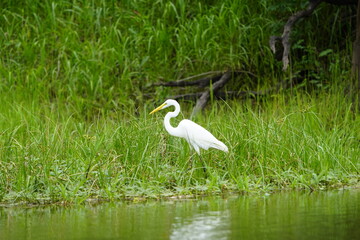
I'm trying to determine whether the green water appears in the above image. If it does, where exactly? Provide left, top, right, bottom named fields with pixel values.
left=0, top=189, right=359, bottom=240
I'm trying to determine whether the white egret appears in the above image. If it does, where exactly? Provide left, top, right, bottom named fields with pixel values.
left=150, top=99, right=228, bottom=155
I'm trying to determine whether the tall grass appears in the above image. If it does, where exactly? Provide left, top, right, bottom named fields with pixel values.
left=0, top=90, right=358, bottom=203
left=0, top=0, right=282, bottom=111
left=0, top=0, right=358, bottom=203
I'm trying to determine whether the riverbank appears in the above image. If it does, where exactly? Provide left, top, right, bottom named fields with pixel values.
left=0, top=91, right=358, bottom=204
left=0, top=0, right=359, bottom=205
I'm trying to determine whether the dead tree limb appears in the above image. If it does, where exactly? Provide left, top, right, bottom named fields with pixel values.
left=270, top=0, right=323, bottom=71
left=149, top=69, right=304, bottom=115
left=191, top=71, right=232, bottom=117
left=168, top=72, right=303, bottom=102
left=150, top=70, right=257, bottom=115
left=170, top=90, right=266, bottom=101
left=152, top=70, right=257, bottom=88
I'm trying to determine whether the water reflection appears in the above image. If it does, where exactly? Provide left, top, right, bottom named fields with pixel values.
left=171, top=209, right=230, bottom=240
left=0, top=189, right=359, bottom=240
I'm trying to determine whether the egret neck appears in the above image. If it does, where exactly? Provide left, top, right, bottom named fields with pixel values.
left=164, top=100, right=183, bottom=138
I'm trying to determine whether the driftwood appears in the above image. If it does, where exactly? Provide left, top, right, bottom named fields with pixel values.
left=152, top=70, right=258, bottom=116
left=151, top=70, right=302, bottom=116
left=191, top=71, right=232, bottom=117
left=153, top=70, right=257, bottom=88
left=170, top=91, right=267, bottom=102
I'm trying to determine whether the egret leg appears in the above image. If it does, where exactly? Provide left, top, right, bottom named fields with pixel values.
left=199, top=155, right=208, bottom=178
left=186, top=152, right=207, bottom=177
left=187, top=153, right=196, bottom=171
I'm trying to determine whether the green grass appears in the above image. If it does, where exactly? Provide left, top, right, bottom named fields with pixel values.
left=0, top=0, right=298, bottom=112
left=0, top=0, right=359, bottom=203
left=0, top=91, right=358, bottom=203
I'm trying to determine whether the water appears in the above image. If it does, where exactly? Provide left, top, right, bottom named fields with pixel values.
left=0, top=189, right=359, bottom=240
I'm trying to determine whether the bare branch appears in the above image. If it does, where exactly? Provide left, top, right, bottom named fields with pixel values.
left=171, top=91, right=265, bottom=101
left=270, top=0, right=323, bottom=71
left=191, top=71, right=232, bottom=117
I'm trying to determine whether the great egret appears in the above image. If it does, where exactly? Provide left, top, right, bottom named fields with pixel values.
left=150, top=99, right=228, bottom=155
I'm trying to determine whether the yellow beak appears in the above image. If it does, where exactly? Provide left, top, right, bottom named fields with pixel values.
left=150, top=103, right=167, bottom=114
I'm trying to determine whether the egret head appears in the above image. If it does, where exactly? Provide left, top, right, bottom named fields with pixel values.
left=149, top=99, right=176, bottom=114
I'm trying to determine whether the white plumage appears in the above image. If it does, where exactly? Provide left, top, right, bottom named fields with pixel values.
left=150, top=99, right=228, bottom=155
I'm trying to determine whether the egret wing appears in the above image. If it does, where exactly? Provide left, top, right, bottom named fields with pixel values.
left=178, top=119, right=228, bottom=154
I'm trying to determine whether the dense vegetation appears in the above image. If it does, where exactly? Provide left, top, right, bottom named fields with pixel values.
left=0, top=0, right=358, bottom=203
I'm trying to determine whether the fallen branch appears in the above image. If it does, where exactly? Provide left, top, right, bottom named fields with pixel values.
left=149, top=69, right=303, bottom=115
left=150, top=69, right=300, bottom=115
left=170, top=90, right=267, bottom=101
left=191, top=71, right=232, bottom=117
left=152, top=70, right=257, bottom=88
